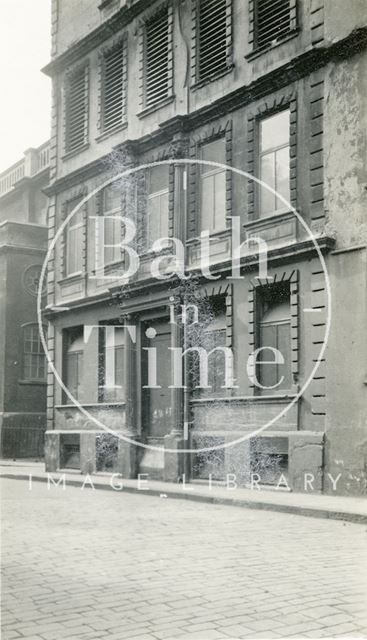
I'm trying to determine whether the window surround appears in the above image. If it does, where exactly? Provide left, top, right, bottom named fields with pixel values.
left=188, top=121, right=232, bottom=241
left=247, top=93, right=296, bottom=223
left=191, top=0, right=233, bottom=89
left=247, top=0, right=299, bottom=59
left=248, top=269, right=299, bottom=396
left=97, top=35, right=128, bottom=139
left=138, top=1, right=174, bottom=115
left=63, top=62, right=90, bottom=158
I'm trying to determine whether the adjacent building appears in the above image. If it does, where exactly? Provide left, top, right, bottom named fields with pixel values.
left=0, top=143, right=50, bottom=458
left=43, top=0, right=367, bottom=494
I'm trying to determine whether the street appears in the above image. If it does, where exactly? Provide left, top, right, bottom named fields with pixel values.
left=1, top=477, right=367, bottom=640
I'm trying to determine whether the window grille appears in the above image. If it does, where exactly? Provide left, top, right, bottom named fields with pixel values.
left=197, top=0, right=231, bottom=81
left=254, top=0, right=297, bottom=50
left=102, top=42, right=126, bottom=132
left=65, top=65, right=89, bottom=153
left=144, top=6, right=172, bottom=107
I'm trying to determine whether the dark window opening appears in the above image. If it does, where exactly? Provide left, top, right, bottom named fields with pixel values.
left=250, top=437, right=289, bottom=485
left=192, top=437, right=225, bottom=480
left=60, top=434, right=80, bottom=469
left=96, top=434, right=118, bottom=471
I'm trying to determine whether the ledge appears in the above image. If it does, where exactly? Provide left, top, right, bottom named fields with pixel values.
left=55, top=402, right=126, bottom=409
left=57, top=272, right=84, bottom=285
left=95, top=121, right=128, bottom=143
left=190, top=394, right=297, bottom=405
left=191, top=65, right=235, bottom=91
left=137, top=95, right=175, bottom=119
left=61, top=143, right=90, bottom=162
left=245, top=30, right=300, bottom=61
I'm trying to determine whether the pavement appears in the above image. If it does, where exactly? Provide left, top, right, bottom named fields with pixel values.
left=1, top=461, right=367, bottom=525
left=1, top=467, right=367, bottom=640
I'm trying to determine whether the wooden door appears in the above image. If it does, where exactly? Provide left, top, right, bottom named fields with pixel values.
left=142, top=319, right=172, bottom=439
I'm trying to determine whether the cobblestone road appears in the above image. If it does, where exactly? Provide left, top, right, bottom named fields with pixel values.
left=1, top=477, right=367, bottom=640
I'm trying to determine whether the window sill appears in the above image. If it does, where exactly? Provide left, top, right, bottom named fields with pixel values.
left=137, top=95, right=175, bottom=119
left=96, top=121, right=127, bottom=143
left=62, top=143, right=90, bottom=161
left=18, top=380, right=47, bottom=386
left=56, top=402, right=126, bottom=409
left=186, top=227, right=230, bottom=245
left=245, top=30, right=299, bottom=61
left=190, top=394, right=297, bottom=404
left=243, top=209, right=294, bottom=229
left=58, top=272, right=84, bottom=285
left=191, top=65, right=234, bottom=91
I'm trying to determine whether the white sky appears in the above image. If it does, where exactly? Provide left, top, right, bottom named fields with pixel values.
left=0, top=0, right=51, bottom=173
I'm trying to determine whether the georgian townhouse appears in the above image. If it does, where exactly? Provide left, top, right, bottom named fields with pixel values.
left=42, top=0, right=367, bottom=495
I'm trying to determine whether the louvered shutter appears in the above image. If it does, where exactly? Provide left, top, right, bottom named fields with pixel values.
left=198, top=0, right=230, bottom=81
left=255, top=0, right=297, bottom=49
left=145, top=7, right=172, bottom=107
left=102, top=43, right=126, bottom=132
left=65, top=66, right=88, bottom=153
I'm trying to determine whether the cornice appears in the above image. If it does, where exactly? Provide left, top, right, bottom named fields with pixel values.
left=42, top=0, right=152, bottom=77
left=44, top=27, right=367, bottom=196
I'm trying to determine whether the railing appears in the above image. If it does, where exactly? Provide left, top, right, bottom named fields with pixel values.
left=0, top=141, right=50, bottom=198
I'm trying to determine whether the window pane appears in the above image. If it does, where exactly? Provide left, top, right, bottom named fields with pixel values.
left=104, top=216, right=121, bottom=264
left=147, top=195, right=161, bottom=244
left=103, top=185, right=121, bottom=212
left=159, top=192, right=169, bottom=237
left=259, top=325, right=278, bottom=389
left=201, top=139, right=225, bottom=173
left=277, top=322, right=291, bottom=389
left=66, top=353, right=78, bottom=399
left=260, top=110, right=289, bottom=152
left=275, top=146, right=290, bottom=208
left=213, top=171, right=226, bottom=231
left=148, top=166, right=169, bottom=194
left=260, top=153, right=276, bottom=216
left=200, top=174, right=215, bottom=231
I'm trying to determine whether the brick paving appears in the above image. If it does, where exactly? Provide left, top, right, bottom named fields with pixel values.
left=1, top=477, right=367, bottom=640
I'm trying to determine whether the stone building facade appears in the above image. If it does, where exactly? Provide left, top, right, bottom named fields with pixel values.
left=0, top=143, right=50, bottom=457
left=43, top=0, right=367, bottom=495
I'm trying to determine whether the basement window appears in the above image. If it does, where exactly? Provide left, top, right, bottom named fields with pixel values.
left=254, top=0, right=298, bottom=51
left=196, top=0, right=232, bottom=82
left=143, top=5, right=173, bottom=108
